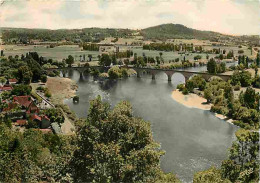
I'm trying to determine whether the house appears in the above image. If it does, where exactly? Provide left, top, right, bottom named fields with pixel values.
left=8, top=78, right=18, bottom=85
left=13, top=96, right=39, bottom=114
left=30, top=114, right=51, bottom=129
left=0, top=85, right=13, bottom=92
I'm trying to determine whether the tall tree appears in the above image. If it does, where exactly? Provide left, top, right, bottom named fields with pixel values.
left=70, top=97, right=179, bottom=183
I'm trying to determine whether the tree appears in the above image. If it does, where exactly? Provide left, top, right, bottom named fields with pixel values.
left=17, top=66, right=33, bottom=84
left=204, top=87, right=213, bottom=103
left=194, top=167, right=230, bottom=183
left=70, top=96, right=179, bottom=183
left=40, top=75, right=47, bottom=83
left=11, top=84, right=32, bottom=96
left=207, top=58, right=217, bottom=74
left=221, top=129, right=259, bottom=183
left=243, top=87, right=258, bottom=109
left=231, top=71, right=252, bottom=87
left=65, top=55, right=74, bottom=67
left=256, top=53, right=260, bottom=66
left=0, top=77, right=6, bottom=85
left=88, top=54, right=92, bottom=62
left=99, top=54, right=111, bottom=67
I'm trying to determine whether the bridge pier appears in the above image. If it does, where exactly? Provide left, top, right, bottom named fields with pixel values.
left=79, top=72, right=83, bottom=79
left=164, top=71, right=175, bottom=82
left=137, top=71, right=141, bottom=78
left=150, top=70, right=159, bottom=80
left=152, top=73, right=156, bottom=80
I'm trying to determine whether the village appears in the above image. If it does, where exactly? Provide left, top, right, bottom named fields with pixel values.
left=0, top=78, right=63, bottom=134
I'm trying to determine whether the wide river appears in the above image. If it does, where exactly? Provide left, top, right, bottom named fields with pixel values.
left=64, top=68, right=238, bottom=182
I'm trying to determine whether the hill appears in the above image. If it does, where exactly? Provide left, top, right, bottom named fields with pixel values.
left=1, top=24, right=259, bottom=45
left=141, top=23, right=229, bottom=41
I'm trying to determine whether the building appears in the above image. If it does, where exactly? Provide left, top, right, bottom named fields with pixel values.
left=0, top=85, right=13, bottom=92
left=30, top=114, right=51, bottom=129
left=8, top=78, right=18, bottom=85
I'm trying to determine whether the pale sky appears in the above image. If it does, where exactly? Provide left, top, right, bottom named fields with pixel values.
left=0, top=0, right=259, bottom=35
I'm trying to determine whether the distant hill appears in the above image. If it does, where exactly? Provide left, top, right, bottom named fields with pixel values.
left=0, top=24, right=259, bottom=45
left=0, top=27, right=134, bottom=44
left=141, top=24, right=229, bottom=41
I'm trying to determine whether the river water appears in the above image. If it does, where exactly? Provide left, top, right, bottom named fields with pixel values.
left=64, top=68, right=238, bottom=182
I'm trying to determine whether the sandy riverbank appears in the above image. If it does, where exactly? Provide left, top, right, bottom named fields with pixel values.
left=171, top=90, right=211, bottom=110
left=171, top=90, right=234, bottom=123
left=46, top=77, right=78, bottom=104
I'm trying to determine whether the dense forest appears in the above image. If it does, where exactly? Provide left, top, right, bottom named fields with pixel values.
left=0, top=27, right=134, bottom=44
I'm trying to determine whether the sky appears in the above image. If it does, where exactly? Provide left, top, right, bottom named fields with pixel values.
left=0, top=0, right=259, bottom=35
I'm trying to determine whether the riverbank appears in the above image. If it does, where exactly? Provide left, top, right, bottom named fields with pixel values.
left=46, top=77, right=78, bottom=135
left=46, top=77, right=78, bottom=104
left=171, top=90, right=211, bottom=110
left=171, top=90, right=233, bottom=123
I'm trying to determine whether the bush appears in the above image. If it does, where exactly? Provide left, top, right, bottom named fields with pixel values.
left=44, top=89, right=52, bottom=98
left=233, top=85, right=241, bottom=91
left=48, top=71, right=56, bottom=77
left=121, top=69, right=128, bottom=78
left=36, top=86, right=45, bottom=91
left=177, top=84, right=185, bottom=91
left=182, top=87, right=189, bottom=95
left=108, top=66, right=121, bottom=79
left=40, top=75, right=47, bottom=83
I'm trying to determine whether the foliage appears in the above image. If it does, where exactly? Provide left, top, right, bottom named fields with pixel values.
left=194, top=167, right=230, bottom=183
left=0, top=124, right=75, bottom=182
left=70, top=96, right=179, bottom=182
left=99, top=54, right=112, bottom=66
left=177, top=84, right=185, bottom=91
left=231, top=70, right=252, bottom=87
left=65, top=55, right=74, bottom=67
left=81, top=43, right=99, bottom=51
left=44, top=108, right=65, bottom=125
left=207, top=58, right=217, bottom=74
left=40, top=75, right=47, bottom=83
left=182, top=87, right=189, bottom=95
left=221, top=129, right=259, bottom=183
left=11, top=84, right=32, bottom=96
left=185, top=75, right=206, bottom=92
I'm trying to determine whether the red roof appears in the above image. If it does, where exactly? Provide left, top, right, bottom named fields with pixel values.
left=30, top=114, right=50, bottom=122
left=3, top=102, right=18, bottom=111
left=8, top=78, right=18, bottom=83
left=13, top=96, right=32, bottom=108
left=16, top=120, right=27, bottom=126
left=30, top=114, right=42, bottom=121
left=0, top=86, right=13, bottom=91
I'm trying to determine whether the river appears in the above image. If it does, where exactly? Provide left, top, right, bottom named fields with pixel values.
left=64, top=67, right=238, bottom=182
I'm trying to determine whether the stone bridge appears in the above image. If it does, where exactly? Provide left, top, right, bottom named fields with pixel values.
left=46, top=66, right=231, bottom=82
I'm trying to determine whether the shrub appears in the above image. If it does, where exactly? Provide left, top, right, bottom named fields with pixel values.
left=233, top=85, right=241, bottom=91
left=108, top=66, right=121, bottom=79
left=177, top=84, right=185, bottom=91
left=182, top=87, right=189, bottom=95
left=99, top=73, right=109, bottom=79
left=48, top=71, right=56, bottom=77
left=40, top=75, right=47, bottom=83
left=121, top=69, right=128, bottom=78
left=36, top=86, right=44, bottom=91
